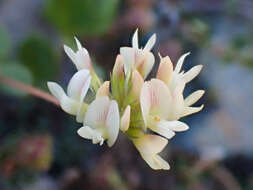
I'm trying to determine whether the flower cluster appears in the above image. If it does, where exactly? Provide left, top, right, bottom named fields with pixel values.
left=48, top=30, right=204, bottom=170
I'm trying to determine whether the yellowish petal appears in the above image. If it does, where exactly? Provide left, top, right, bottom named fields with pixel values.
left=182, top=104, right=204, bottom=117
left=184, top=90, right=205, bottom=107
left=120, top=105, right=131, bottom=132
left=96, top=81, right=110, bottom=98
left=183, top=65, right=203, bottom=83
left=156, top=56, right=173, bottom=85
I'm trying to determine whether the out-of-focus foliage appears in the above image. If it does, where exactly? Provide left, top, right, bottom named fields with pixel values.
left=18, top=35, right=59, bottom=88
left=0, top=25, right=11, bottom=60
left=0, top=61, right=33, bottom=96
left=45, top=0, right=119, bottom=37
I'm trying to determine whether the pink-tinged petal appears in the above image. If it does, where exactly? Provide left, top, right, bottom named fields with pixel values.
left=185, top=90, right=205, bottom=107
left=156, top=56, right=173, bottom=85
left=170, top=81, right=185, bottom=120
left=112, top=55, right=124, bottom=77
left=77, top=126, right=104, bottom=145
left=143, top=33, right=156, bottom=51
left=84, top=96, right=110, bottom=128
left=139, top=51, right=155, bottom=79
left=174, top=52, right=190, bottom=73
left=131, top=70, right=144, bottom=98
left=158, top=120, right=189, bottom=132
left=96, top=81, right=110, bottom=98
left=106, top=100, right=120, bottom=147
left=67, top=69, right=90, bottom=100
left=182, top=104, right=204, bottom=117
left=140, top=82, right=151, bottom=127
left=150, top=123, right=175, bottom=139
left=120, top=47, right=135, bottom=75
left=120, top=105, right=131, bottom=132
left=183, top=65, right=203, bottom=83
left=132, top=29, right=139, bottom=49
left=133, top=134, right=168, bottom=155
left=47, top=82, right=79, bottom=115
left=141, top=79, right=172, bottom=120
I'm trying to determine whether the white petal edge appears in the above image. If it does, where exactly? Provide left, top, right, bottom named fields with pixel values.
left=106, top=100, right=120, bottom=147
left=174, top=52, right=190, bottom=73
left=132, top=29, right=139, bottom=49
left=158, top=120, right=189, bottom=132
left=150, top=123, right=176, bottom=139
left=47, top=82, right=79, bottom=115
left=184, top=90, right=205, bottom=107
left=182, top=104, right=204, bottom=117
left=67, top=69, right=90, bottom=100
left=183, top=65, right=203, bottom=83
left=143, top=33, right=156, bottom=51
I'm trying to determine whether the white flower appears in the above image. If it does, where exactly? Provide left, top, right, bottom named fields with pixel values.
left=77, top=96, right=120, bottom=147
left=64, top=37, right=92, bottom=71
left=157, top=54, right=204, bottom=119
left=133, top=134, right=170, bottom=170
left=140, top=79, right=189, bottom=139
left=120, top=29, right=156, bottom=79
left=47, top=69, right=91, bottom=123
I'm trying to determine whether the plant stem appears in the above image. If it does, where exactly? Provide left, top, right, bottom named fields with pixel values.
left=0, top=75, right=59, bottom=107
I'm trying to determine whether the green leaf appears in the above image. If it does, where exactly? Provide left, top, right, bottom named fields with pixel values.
left=18, top=35, right=59, bottom=89
left=0, top=61, right=33, bottom=96
left=45, top=0, right=119, bottom=37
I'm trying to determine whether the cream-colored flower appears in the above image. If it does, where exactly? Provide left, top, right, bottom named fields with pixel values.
left=64, top=37, right=92, bottom=71
left=120, top=29, right=156, bottom=79
left=133, top=134, right=170, bottom=170
left=157, top=54, right=204, bottom=119
left=140, top=79, right=189, bottom=139
left=47, top=69, right=91, bottom=123
left=77, top=96, right=120, bottom=147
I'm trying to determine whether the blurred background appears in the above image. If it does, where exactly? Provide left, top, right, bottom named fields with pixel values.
left=0, top=0, right=253, bottom=189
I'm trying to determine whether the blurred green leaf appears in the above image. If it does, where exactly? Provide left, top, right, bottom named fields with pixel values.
left=18, top=35, right=59, bottom=88
left=0, top=61, right=33, bottom=96
left=45, top=0, right=119, bottom=37
left=0, top=25, right=11, bottom=59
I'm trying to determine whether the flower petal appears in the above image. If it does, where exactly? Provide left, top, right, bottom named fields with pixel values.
left=184, top=90, right=205, bottom=107
left=143, top=33, right=156, bottom=51
left=158, top=120, right=189, bottom=132
left=174, top=52, right=190, bottom=73
left=150, top=123, right=175, bottom=139
left=170, top=81, right=185, bottom=120
left=140, top=79, right=172, bottom=123
left=64, top=45, right=77, bottom=65
left=84, top=96, right=110, bottom=128
left=139, top=153, right=170, bottom=170
left=120, top=47, right=135, bottom=76
left=77, top=126, right=104, bottom=145
left=156, top=56, right=173, bottom=85
left=131, top=70, right=144, bottom=98
left=67, top=69, right=90, bottom=100
left=120, top=105, right=131, bottom=132
left=132, top=29, right=139, bottom=49
left=138, top=51, right=155, bottom=79
left=183, top=65, right=203, bottom=83
left=47, top=82, right=79, bottom=115
left=133, top=134, right=168, bottom=155
left=74, top=37, right=83, bottom=50
left=182, top=104, right=204, bottom=117
left=96, top=81, right=110, bottom=98
left=106, top=100, right=120, bottom=147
